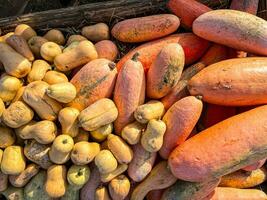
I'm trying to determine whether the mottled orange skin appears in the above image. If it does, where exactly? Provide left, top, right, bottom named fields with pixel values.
left=193, top=10, right=267, bottom=56
left=242, top=158, right=266, bottom=171
left=116, top=33, right=210, bottom=73
left=168, top=0, right=211, bottom=29
left=111, top=14, right=180, bottom=43
left=188, top=57, right=267, bottom=106
left=147, top=43, right=185, bottom=99
left=113, top=57, right=145, bottom=134
left=146, top=189, right=164, bottom=200
left=169, top=105, right=267, bottom=182
left=159, top=96, right=202, bottom=159
left=207, top=187, right=267, bottom=200
left=95, top=40, right=118, bottom=62
left=161, top=44, right=228, bottom=109
left=70, top=59, right=117, bottom=111
left=220, top=167, right=267, bottom=188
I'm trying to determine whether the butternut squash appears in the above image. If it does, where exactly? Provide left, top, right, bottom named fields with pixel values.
left=82, top=23, right=110, bottom=42
left=67, top=165, right=90, bottom=189
left=109, top=175, right=130, bottom=200
left=43, top=70, right=68, bottom=84
left=121, top=121, right=145, bottom=145
left=94, top=150, right=118, bottom=174
left=101, top=164, right=128, bottom=183
left=46, top=82, right=76, bottom=103
left=49, top=135, right=74, bottom=164
left=0, top=74, right=23, bottom=102
left=28, top=36, right=48, bottom=58
left=43, top=29, right=65, bottom=45
left=66, top=34, right=87, bottom=45
left=91, top=123, right=113, bottom=142
left=27, top=60, right=51, bottom=83
left=95, top=186, right=111, bottom=200
left=14, top=24, right=37, bottom=41
left=40, top=42, right=62, bottom=62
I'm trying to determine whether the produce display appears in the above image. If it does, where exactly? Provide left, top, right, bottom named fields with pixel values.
left=0, top=0, right=267, bottom=199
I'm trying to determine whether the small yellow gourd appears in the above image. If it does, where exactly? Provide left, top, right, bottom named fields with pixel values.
left=121, top=121, right=145, bottom=145
left=27, top=60, right=51, bottom=83
left=0, top=74, right=23, bottom=102
left=16, top=120, right=57, bottom=144
left=91, top=123, right=113, bottom=142
left=58, top=107, right=80, bottom=137
left=40, top=42, right=62, bottom=62
left=2, top=101, right=34, bottom=128
left=107, top=134, right=133, bottom=164
left=141, top=119, right=166, bottom=152
left=1, top=146, right=26, bottom=175
left=71, top=141, right=100, bottom=165
left=79, top=98, right=118, bottom=131
left=67, top=165, right=90, bottom=189
left=46, top=82, right=77, bottom=103
left=45, top=165, right=67, bottom=198
left=94, top=150, right=118, bottom=174
left=49, top=135, right=74, bottom=164
left=108, top=175, right=130, bottom=200
left=43, top=70, right=68, bottom=84
left=134, top=100, right=165, bottom=124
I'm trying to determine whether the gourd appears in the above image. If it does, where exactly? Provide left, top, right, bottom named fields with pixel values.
left=67, top=165, right=90, bottom=189
left=79, top=98, right=118, bottom=131
left=94, top=150, right=118, bottom=174
left=49, top=135, right=74, bottom=164
left=71, top=141, right=100, bottom=165
left=134, top=100, right=165, bottom=124
left=2, top=187, right=24, bottom=200
left=43, top=29, right=65, bottom=45
left=95, top=40, right=118, bottom=61
left=16, top=120, right=57, bottom=144
left=46, top=82, right=77, bottom=103
left=91, top=123, right=113, bottom=142
left=101, top=164, right=128, bottom=183
left=107, top=134, right=133, bottom=164
left=141, top=119, right=166, bottom=152
left=27, top=60, right=51, bottom=83
left=2, top=101, right=34, bottom=128
left=66, top=34, right=87, bottom=45
left=40, top=42, right=62, bottom=62
left=0, top=126, right=16, bottom=148
left=22, top=81, right=62, bottom=121
left=121, top=121, right=145, bottom=145
left=108, top=175, right=130, bottom=200
left=43, top=70, right=68, bottom=85
left=0, top=172, right=8, bottom=192
left=1, top=146, right=26, bottom=175
left=45, top=165, right=67, bottom=198
left=0, top=74, right=23, bottom=102
left=58, top=107, right=80, bottom=137
left=81, top=23, right=110, bottom=42
left=95, top=186, right=111, bottom=200
left=14, top=24, right=37, bottom=41
left=28, top=36, right=48, bottom=58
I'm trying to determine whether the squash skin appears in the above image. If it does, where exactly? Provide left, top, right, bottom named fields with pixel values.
left=28, top=36, right=48, bottom=58
left=147, top=43, right=185, bottom=99
left=116, top=33, right=210, bottom=72
left=159, top=96, right=203, bottom=159
left=169, top=105, right=267, bottom=182
left=188, top=57, right=267, bottom=106
left=113, top=56, right=146, bottom=134
left=111, top=14, right=180, bottom=43
left=0, top=74, right=23, bottom=102
left=82, top=23, right=110, bottom=42
left=219, top=167, right=267, bottom=188
left=14, top=24, right=37, bottom=41
left=95, top=40, right=118, bottom=62
left=43, top=29, right=65, bottom=45
left=70, top=59, right=117, bottom=111
left=161, top=178, right=220, bottom=200
left=243, top=158, right=267, bottom=171
left=193, top=10, right=267, bottom=56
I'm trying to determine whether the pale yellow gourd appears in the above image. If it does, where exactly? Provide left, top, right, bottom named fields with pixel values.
left=67, top=165, right=90, bottom=189
left=141, top=119, right=166, bottom=152
left=2, top=101, right=34, bottom=128
left=101, top=164, right=128, bottom=183
left=71, top=141, right=100, bottom=165
left=43, top=70, right=68, bottom=84
left=58, top=107, right=80, bottom=137
left=121, top=121, right=145, bottom=145
left=94, top=150, right=118, bottom=174
left=16, top=120, right=57, bottom=144
left=14, top=24, right=37, bottom=41
left=1, top=146, right=26, bottom=175
left=40, top=42, right=62, bottom=62
left=134, top=100, right=165, bottom=124
left=46, top=82, right=77, bottom=103
left=79, top=98, right=118, bottom=131
left=0, top=74, right=23, bottom=102
left=108, top=175, right=130, bottom=200
left=27, top=60, right=51, bottom=82
left=49, top=135, right=74, bottom=164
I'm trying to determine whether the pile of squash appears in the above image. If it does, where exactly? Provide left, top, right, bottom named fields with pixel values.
left=0, top=0, right=267, bottom=199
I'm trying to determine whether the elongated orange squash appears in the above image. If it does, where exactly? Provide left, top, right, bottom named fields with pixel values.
left=230, top=0, right=259, bottom=14
left=69, top=59, right=117, bottom=111
left=206, top=187, right=267, bottom=200
left=188, top=57, right=267, bottom=106
left=161, top=44, right=228, bottom=109
left=147, top=43, right=184, bottom=99
left=161, top=178, right=220, bottom=200
left=113, top=54, right=145, bottom=134
left=193, top=10, right=267, bottom=56
left=116, top=33, right=210, bottom=72
left=219, top=167, right=267, bottom=188
left=111, top=14, right=180, bottom=43
left=159, top=96, right=203, bottom=159
left=168, top=0, right=211, bottom=29
left=169, top=105, right=267, bottom=182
